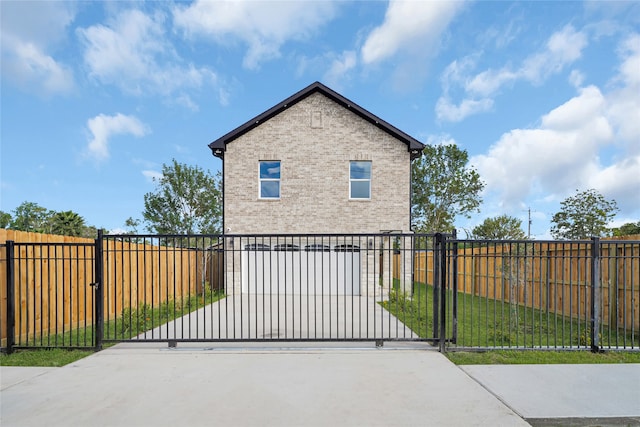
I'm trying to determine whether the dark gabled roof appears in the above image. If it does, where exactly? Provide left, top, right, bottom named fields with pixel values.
left=208, top=81, right=425, bottom=160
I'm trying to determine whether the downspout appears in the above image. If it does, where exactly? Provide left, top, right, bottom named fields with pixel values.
left=221, top=157, right=225, bottom=235
left=210, top=146, right=225, bottom=235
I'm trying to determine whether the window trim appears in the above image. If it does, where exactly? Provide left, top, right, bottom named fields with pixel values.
left=349, top=160, right=371, bottom=200
left=259, top=160, right=281, bottom=200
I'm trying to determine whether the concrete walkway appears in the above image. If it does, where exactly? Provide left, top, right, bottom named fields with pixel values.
left=462, top=364, right=640, bottom=426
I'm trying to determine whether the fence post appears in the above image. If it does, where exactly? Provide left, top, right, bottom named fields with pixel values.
left=4, top=241, right=15, bottom=354
left=436, top=233, right=448, bottom=352
left=433, top=235, right=440, bottom=341
left=94, top=231, right=104, bottom=351
left=590, top=236, right=601, bottom=352
left=450, top=230, right=458, bottom=345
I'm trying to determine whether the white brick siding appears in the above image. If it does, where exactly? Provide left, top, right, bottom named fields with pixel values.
left=224, top=92, right=411, bottom=235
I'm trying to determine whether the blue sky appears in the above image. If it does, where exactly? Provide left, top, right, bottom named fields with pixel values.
left=1, top=1, right=639, bottom=238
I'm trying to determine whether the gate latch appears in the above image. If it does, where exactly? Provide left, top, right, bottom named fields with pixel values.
left=89, top=282, right=100, bottom=290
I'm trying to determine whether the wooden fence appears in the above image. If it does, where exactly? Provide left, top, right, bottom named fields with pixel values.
left=409, top=237, right=640, bottom=330
left=0, top=230, right=223, bottom=347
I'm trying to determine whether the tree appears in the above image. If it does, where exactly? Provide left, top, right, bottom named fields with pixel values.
left=124, top=217, right=141, bottom=234
left=412, top=144, right=485, bottom=233
left=0, top=211, right=11, bottom=228
left=550, top=189, right=618, bottom=239
left=142, top=159, right=222, bottom=236
left=9, top=201, right=54, bottom=233
left=472, top=215, right=527, bottom=240
left=50, top=211, right=86, bottom=237
left=612, top=221, right=640, bottom=237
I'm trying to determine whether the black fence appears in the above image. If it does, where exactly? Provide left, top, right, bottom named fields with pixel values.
left=2, top=233, right=638, bottom=353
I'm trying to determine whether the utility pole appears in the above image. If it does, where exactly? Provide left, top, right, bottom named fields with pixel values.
left=527, top=207, right=532, bottom=238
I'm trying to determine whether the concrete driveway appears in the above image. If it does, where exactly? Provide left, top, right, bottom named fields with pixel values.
left=2, top=342, right=529, bottom=427
left=138, top=294, right=418, bottom=341
left=2, top=294, right=638, bottom=427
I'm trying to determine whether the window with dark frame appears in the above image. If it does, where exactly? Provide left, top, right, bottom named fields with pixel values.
left=259, top=161, right=280, bottom=199
left=349, top=161, right=371, bottom=199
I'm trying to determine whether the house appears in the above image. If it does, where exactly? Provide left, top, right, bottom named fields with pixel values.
left=209, top=82, right=424, bottom=295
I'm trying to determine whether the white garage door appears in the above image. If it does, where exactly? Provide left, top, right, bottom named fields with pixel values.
left=241, top=244, right=361, bottom=295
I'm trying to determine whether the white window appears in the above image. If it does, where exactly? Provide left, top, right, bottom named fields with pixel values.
left=259, top=161, right=280, bottom=199
left=350, top=161, right=371, bottom=199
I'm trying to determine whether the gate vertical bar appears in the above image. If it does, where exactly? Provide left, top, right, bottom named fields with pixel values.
left=590, top=236, right=601, bottom=352
left=5, top=241, right=15, bottom=354
left=94, top=231, right=104, bottom=350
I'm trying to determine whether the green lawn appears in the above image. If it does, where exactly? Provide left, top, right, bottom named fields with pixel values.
left=382, top=282, right=639, bottom=350
left=446, top=350, right=640, bottom=365
left=0, top=349, right=93, bottom=367
left=5, top=288, right=225, bottom=350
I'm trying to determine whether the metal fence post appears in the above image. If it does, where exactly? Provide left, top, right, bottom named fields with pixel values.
left=94, top=231, right=104, bottom=350
left=590, top=236, right=601, bottom=352
left=4, top=241, right=15, bottom=354
left=450, top=230, right=458, bottom=344
left=436, top=233, right=448, bottom=352
left=433, top=234, right=440, bottom=341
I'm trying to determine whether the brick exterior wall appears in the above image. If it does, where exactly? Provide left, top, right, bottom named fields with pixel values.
left=222, top=92, right=414, bottom=295
left=223, top=92, right=411, bottom=235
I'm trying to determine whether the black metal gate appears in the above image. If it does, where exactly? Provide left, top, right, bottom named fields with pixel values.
left=96, top=232, right=455, bottom=349
left=1, top=240, right=100, bottom=352
left=1, top=233, right=457, bottom=352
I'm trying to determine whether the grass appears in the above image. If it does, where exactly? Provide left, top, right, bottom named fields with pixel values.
left=1, top=288, right=225, bottom=366
left=0, top=349, right=93, bottom=367
left=103, top=288, right=225, bottom=342
left=382, top=282, right=639, bottom=350
left=446, top=350, right=640, bottom=365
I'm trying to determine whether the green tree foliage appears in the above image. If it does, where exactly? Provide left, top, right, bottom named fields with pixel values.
left=142, top=159, right=222, bottom=236
left=124, top=217, right=141, bottom=234
left=612, top=221, right=640, bottom=237
left=9, top=201, right=54, bottom=233
left=412, top=144, right=485, bottom=233
left=0, top=211, right=11, bottom=228
left=6, top=201, right=101, bottom=238
left=472, top=215, right=527, bottom=240
left=550, top=189, right=618, bottom=239
left=49, top=211, right=87, bottom=237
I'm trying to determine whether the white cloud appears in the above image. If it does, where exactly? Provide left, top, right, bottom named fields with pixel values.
left=174, top=94, right=199, bottom=112
left=606, top=34, right=640, bottom=151
left=472, top=86, right=612, bottom=207
left=519, top=25, right=588, bottom=84
left=361, top=1, right=464, bottom=64
left=425, top=134, right=458, bottom=147
left=323, top=50, right=357, bottom=88
left=438, top=25, right=589, bottom=122
left=467, top=25, right=588, bottom=95
left=568, top=69, right=585, bottom=88
left=142, top=170, right=163, bottom=183
left=0, top=1, right=75, bottom=95
left=78, top=9, right=218, bottom=102
left=173, top=0, right=337, bottom=69
left=589, top=156, right=640, bottom=213
left=471, top=30, right=640, bottom=220
left=435, top=96, right=493, bottom=123
left=86, top=113, right=149, bottom=161
left=540, top=86, right=609, bottom=132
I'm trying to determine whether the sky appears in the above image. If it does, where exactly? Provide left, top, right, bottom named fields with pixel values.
left=1, top=0, right=639, bottom=238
